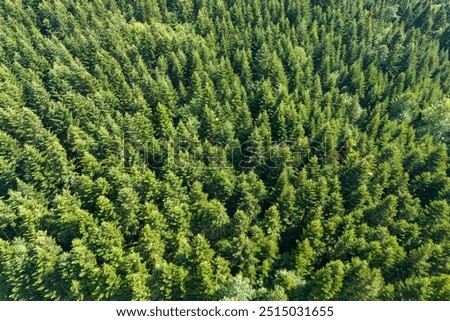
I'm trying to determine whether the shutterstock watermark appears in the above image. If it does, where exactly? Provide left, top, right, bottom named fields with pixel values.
left=101, top=131, right=349, bottom=170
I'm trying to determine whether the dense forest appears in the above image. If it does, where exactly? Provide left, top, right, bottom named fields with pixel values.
left=0, top=0, right=450, bottom=300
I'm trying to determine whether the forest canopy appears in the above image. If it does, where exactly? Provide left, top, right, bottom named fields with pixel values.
left=0, top=0, right=450, bottom=300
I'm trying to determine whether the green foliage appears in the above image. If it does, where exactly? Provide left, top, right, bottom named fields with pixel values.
left=0, top=0, right=449, bottom=301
